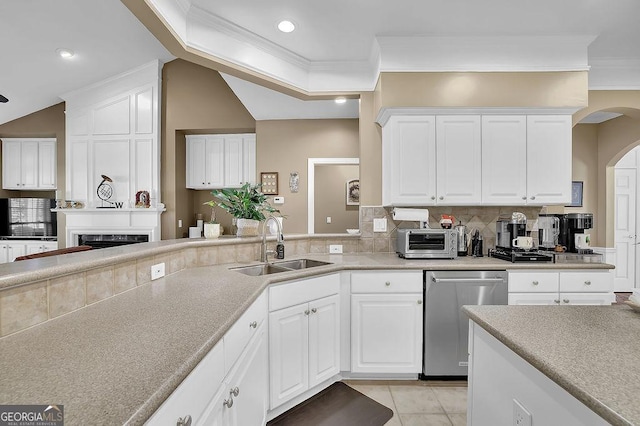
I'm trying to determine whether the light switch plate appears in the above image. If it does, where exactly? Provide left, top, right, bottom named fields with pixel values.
left=273, top=196, right=284, bottom=204
left=373, top=218, right=387, bottom=232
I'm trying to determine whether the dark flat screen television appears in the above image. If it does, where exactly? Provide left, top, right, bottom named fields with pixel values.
left=0, top=198, right=57, bottom=238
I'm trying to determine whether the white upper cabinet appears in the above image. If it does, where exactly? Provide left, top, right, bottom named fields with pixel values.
left=186, top=134, right=256, bottom=189
left=436, top=116, right=482, bottom=205
left=526, top=115, right=572, bottom=205
left=1, top=138, right=57, bottom=190
left=381, top=111, right=573, bottom=206
left=481, top=116, right=528, bottom=204
left=382, top=115, right=436, bottom=206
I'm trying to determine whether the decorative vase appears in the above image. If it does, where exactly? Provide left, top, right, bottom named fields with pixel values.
left=204, top=223, right=221, bottom=239
left=236, top=218, right=260, bottom=237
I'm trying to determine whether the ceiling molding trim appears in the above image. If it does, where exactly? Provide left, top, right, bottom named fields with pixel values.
left=147, top=0, right=189, bottom=41
left=589, top=58, right=640, bottom=90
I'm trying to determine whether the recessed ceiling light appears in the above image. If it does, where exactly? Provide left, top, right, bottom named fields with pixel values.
left=56, top=48, right=74, bottom=59
left=277, top=20, right=295, bottom=33
left=335, top=97, right=347, bottom=104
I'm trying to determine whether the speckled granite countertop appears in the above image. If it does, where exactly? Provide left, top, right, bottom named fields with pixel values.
left=464, top=305, right=640, bottom=426
left=0, top=251, right=615, bottom=425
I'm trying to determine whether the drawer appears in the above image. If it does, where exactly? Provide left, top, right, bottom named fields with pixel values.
left=560, top=271, right=612, bottom=293
left=147, top=340, right=224, bottom=425
left=224, top=291, right=267, bottom=374
left=269, top=273, right=340, bottom=312
left=351, top=270, right=422, bottom=293
left=508, top=271, right=559, bottom=293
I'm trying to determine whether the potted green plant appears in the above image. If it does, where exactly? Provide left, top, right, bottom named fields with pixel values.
left=206, top=182, right=279, bottom=236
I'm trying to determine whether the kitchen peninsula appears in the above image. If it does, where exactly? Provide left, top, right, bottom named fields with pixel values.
left=0, top=236, right=617, bottom=425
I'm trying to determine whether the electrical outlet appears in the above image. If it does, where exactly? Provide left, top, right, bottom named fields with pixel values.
left=326, top=216, right=332, bottom=224
left=373, top=218, right=387, bottom=232
left=329, top=244, right=343, bottom=254
left=151, top=263, right=165, bottom=280
left=513, top=399, right=532, bottom=426
left=178, top=219, right=183, bottom=228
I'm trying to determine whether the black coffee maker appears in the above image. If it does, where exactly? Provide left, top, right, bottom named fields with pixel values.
left=565, top=213, right=593, bottom=253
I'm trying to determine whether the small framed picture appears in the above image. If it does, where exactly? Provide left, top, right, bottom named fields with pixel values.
left=260, top=172, right=279, bottom=195
left=346, top=179, right=360, bottom=206
left=567, top=181, right=583, bottom=207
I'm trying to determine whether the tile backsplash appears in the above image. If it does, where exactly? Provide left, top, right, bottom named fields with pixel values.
left=359, top=205, right=545, bottom=253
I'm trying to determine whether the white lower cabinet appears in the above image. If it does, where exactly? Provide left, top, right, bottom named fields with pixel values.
left=350, top=271, right=423, bottom=374
left=268, top=274, right=341, bottom=409
left=0, top=240, right=58, bottom=263
left=508, top=270, right=615, bottom=305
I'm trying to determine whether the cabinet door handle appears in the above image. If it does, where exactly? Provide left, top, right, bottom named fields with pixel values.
left=230, top=386, right=240, bottom=397
left=554, top=299, right=560, bottom=304
left=532, top=281, right=539, bottom=286
left=249, top=321, right=257, bottom=328
left=177, top=415, right=192, bottom=426
left=563, top=299, right=570, bottom=304
left=385, top=281, right=391, bottom=286
left=522, top=196, right=527, bottom=200
left=304, top=309, right=310, bottom=315
left=439, top=196, right=444, bottom=200
left=223, top=396, right=234, bottom=408
left=431, top=196, right=436, bottom=200
left=530, top=196, right=536, bottom=200
left=417, top=300, right=422, bottom=305
left=584, top=280, right=591, bottom=285
left=311, top=308, right=317, bottom=313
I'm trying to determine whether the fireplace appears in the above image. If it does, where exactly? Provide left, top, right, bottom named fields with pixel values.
left=77, top=234, right=149, bottom=249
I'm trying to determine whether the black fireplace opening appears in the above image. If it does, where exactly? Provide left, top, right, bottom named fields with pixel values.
left=77, top=234, right=149, bottom=249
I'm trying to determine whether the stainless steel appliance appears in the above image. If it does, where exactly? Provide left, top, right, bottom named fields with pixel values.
left=537, top=214, right=560, bottom=249
left=454, top=221, right=468, bottom=256
left=0, top=198, right=57, bottom=238
left=423, top=270, right=508, bottom=378
left=492, top=213, right=553, bottom=262
left=396, top=229, right=457, bottom=259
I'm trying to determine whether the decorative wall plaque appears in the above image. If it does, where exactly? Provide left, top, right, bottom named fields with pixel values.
left=260, top=172, right=279, bottom=195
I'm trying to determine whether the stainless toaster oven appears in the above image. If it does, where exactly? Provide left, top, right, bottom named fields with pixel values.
left=396, top=229, right=458, bottom=259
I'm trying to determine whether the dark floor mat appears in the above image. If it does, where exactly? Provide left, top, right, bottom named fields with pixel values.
left=267, top=381, right=393, bottom=426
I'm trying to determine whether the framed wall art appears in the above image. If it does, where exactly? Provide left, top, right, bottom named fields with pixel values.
left=567, top=181, right=583, bottom=207
left=346, top=179, right=360, bottom=206
left=260, top=172, right=279, bottom=195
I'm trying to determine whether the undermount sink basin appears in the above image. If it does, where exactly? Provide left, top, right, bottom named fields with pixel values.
left=272, top=259, right=332, bottom=270
left=231, top=259, right=332, bottom=276
left=230, top=264, right=291, bottom=276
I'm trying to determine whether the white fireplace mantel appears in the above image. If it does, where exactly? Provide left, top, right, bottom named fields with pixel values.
left=56, top=207, right=165, bottom=248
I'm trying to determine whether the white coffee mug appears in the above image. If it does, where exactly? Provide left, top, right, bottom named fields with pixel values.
left=512, top=236, right=533, bottom=250
left=575, top=233, right=591, bottom=249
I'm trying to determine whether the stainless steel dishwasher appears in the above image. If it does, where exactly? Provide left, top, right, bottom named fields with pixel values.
left=422, top=270, right=508, bottom=379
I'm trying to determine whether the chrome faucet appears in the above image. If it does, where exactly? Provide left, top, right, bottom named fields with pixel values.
left=261, top=214, right=284, bottom=262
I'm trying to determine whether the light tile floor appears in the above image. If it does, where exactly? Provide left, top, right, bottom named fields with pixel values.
left=345, top=381, right=467, bottom=426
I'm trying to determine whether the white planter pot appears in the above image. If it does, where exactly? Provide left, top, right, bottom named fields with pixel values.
left=204, top=223, right=221, bottom=239
left=236, top=218, right=260, bottom=237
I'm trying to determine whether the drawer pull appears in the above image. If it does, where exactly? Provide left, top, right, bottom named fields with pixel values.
left=311, top=308, right=317, bottom=313
left=417, top=300, right=422, bottom=305
left=223, top=396, right=234, bottom=408
left=563, top=299, right=570, bottom=304
left=177, top=415, right=192, bottom=426
left=304, top=309, right=310, bottom=315
left=231, top=386, right=240, bottom=397
left=385, top=281, right=391, bottom=287
left=554, top=299, right=560, bottom=304
left=249, top=321, right=257, bottom=329
left=584, top=280, right=591, bottom=285
left=532, top=281, right=539, bottom=286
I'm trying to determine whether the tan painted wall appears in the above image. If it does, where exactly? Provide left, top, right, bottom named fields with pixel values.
left=376, top=71, right=588, bottom=109
left=359, top=92, right=382, bottom=206
left=314, top=164, right=359, bottom=233
left=251, top=119, right=359, bottom=234
left=570, top=124, right=600, bottom=245
left=0, top=103, right=66, bottom=245
left=162, top=59, right=256, bottom=239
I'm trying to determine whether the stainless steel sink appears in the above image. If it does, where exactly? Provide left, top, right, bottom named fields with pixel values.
left=273, top=259, right=332, bottom=270
left=231, top=259, right=332, bottom=276
left=230, top=264, right=291, bottom=276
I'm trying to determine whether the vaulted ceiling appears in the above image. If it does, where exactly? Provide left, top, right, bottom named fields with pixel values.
left=2, top=0, right=639, bottom=125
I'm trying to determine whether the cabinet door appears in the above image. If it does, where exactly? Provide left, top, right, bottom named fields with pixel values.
left=436, top=116, right=482, bottom=204
left=225, top=323, right=268, bottom=426
left=197, top=384, right=230, bottom=426
left=2, top=140, right=22, bottom=190
left=0, top=245, right=9, bottom=264
left=308, top=294, right=340, bottom=388
left=526, top=115, right=572, bottom=205
left=38, top=140, right=57, bottom=189
left=382, top=115, right=436, bottom=206
left=269, top=303, right=309, bottom=409
left=20, top=141, right=39, bottom=189
left=481, top=116, right=527, bottom=205
left=224, top=137, right=244, bottom=188
left=25, top=243, right=44, bottom=255
left=205, top=137, right=225, bottom=188
left=508, top=293, right=559, bottom=305
left=559, top=293, right=615, bottom=306
left=351, top=293, right=423, bottom=374
left=186, top=136, right=207, bottom=189
left=242, top=135, right=256, bottom=185
left=6, top=244, right=26, bottom=262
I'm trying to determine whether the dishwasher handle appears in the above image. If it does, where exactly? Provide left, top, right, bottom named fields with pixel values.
left=431, top=277, right=505, bottom=284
